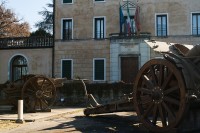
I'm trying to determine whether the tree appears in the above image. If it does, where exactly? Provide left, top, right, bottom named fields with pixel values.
left=30, top=28, right=52, bottom=37
left=0, top=1, right=30, bottom=38
left=35, top=0, right=53, bottom=34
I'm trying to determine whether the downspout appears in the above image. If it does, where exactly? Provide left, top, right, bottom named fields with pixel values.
left=52, top=0, right=55, bottom=78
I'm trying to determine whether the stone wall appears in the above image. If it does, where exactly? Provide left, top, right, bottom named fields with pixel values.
left=54, top=40, right=110, bottom=82
left=56, top=82, right=133, bottom=106
left=0, top=48, right=53, bottom=83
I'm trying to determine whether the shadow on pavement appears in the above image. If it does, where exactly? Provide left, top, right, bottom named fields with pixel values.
left=39, top=113, right=148, bottom=133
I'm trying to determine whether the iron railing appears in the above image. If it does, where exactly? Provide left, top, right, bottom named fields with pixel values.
left=0, top=36, right=54, bottom=49
left=109, top=32, right=151, bottom=40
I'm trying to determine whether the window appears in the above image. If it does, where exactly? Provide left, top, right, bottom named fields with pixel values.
left=61, top=60, right=73, bottom=79
left=94, top=17, right=105, bottom=39
left=93, top=58, right=106, bottom=81
left=156, top=14, right=168, bottom=36
left=94, top=0, right=105, bottom=2
left=63, top=0, right=72, bottom=4
left=62, top=19, right=72, bottom=40
left=192, top=13, right=200, bottom=35
left=11, top=55, right=28, bottom=81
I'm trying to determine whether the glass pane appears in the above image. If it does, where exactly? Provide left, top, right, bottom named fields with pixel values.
left=12, top=56, right=28, bottom=81
left=162, top=17, right=167, bottom=36
left=63, top=20, right=72, bottom=40
left=95, top=18, right=104, bottom=39
left=13, top=67, right=21, bottom=81
left=198, top=15, right=200, bottom=35
left=157, top=15, right=167, bottom=36
left=97, top=20, right=100, bottom=38
left=157, top=17, right=162, bottom=36
left=101, top=19, right=104, bottom=38
left=22, top=67, right=28, bottom=76
left=193, top=15, right=197, bottom=35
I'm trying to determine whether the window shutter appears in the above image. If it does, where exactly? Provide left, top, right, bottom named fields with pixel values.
left=62, top=60, right=72, bottom=79
left=95, top=60, right=104, bottom=80
left=63, top=0, right=72, bottom=3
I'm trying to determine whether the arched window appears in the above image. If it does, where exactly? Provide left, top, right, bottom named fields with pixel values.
left=11, top=55, right=28, bottom=81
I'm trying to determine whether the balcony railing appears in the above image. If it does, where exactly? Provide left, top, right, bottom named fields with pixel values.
left=109, top=32, right=151, bottom=40
left=0, top=36, right=54, bottom=49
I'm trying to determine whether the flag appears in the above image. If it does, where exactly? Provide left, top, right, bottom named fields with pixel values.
left=134, top=6, right=141, bottom=33
left=127, top=2, right=132, bottom=36
left=119, top=4, right=125, bottom=33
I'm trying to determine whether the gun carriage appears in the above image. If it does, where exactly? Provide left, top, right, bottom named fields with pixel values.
left=84, top=42, right=200, bottom=132
left=0, top=74, right=65, bottom=112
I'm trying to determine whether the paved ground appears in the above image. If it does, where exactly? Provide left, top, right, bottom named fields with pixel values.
left=0, top=107, right=148, bottom=133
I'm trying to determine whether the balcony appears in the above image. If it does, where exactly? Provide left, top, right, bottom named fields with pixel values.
left=0, top=36, right=54, bottom=49
left=109, top=32, right=151, bottom=40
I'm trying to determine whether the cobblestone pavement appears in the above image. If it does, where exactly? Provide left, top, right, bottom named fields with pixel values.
left=0, top=108, right=148, bottom=133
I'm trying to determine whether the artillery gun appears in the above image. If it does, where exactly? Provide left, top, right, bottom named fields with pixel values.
left=84, top=41, right=200, bottom=132
left=0, top=74, right=65, bottom=112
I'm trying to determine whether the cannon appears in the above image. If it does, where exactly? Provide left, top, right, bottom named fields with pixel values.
left=83, top=42, right=200, bottom=132
left=0, top=74, right=65, bottom=112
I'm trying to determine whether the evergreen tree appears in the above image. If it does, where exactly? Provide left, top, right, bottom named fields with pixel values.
left=35, top=0, right=53, bottom=34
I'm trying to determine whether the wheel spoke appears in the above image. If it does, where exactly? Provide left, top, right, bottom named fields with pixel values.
left=164, top=86, right=179, bottom=95
left=158, top=65, right=164, bottom=86
left=162, top=102, right=176, bottom=123
left=26, top=88, right=35, bottom=92
left=41, top=98, right=49, bottom=107
left=140, top=95, right=152, bottom=105
left=158, top=104, right=167, bottom=127
left=139, top=87, right=152, bottom=95
left=43, top=92, right=53, bottom=98
left=134, top=59, right=186, bottom=132
left=143, top=102, right=154, bottom=118
left=150, top=66, right=158, bottom=86
left=34, top=98, right=38, bottom=110
left=40, top=78, right=46, bottom=90
left=164, top=96, right=180, bottom=106
left=30, top=80, right=38, bottom=91
left=152, top=104, right=158, bottom=125
left=43, top=84, right=53, bottom=91
left=142, top=75, right=154, bottom=89
left=161, top=71, right=173, bottom=90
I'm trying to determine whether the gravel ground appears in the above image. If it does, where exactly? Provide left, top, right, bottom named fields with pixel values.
left=0, top=120, right=22, bottom=132
left=0, top=110, right=148, bottom=133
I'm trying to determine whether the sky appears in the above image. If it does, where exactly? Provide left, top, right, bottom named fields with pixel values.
left=5, top=0, right=51, bottom=32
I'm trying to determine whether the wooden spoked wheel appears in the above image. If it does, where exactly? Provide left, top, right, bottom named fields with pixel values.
left=134, top=59, right=187, bottom=132
left=22, top=75, right=56, bottom=112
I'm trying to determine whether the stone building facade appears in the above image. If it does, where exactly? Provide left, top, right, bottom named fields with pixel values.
left=54, top=0, right=149, bottom=83
left=54, top=0, right=200, bottom=83
left=0, top=0, right=200, bottom=84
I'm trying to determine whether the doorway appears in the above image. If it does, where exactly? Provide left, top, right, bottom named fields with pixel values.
left=121, top=56, right=139, bottom=83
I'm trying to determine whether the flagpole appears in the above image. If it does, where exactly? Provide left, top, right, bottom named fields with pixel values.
left=119, top=2, right=122, bottom=33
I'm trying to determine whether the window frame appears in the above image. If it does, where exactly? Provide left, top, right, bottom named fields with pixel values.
left=10, top=55, right=28, bottom=81
left=191, top=12, right=200, bottom=36
left=61, top=59, right=73, bottom=79
left=62, top=0, right=73, bottom=4
left=61, top=18, right=73, bottom=40
left=93, top=16, right=106, bottom=39
left=155, top=13, right=168, bottom=37
left=93, top=58, right=106, bottom=81
left=93, top=0, right=105, bottom=2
